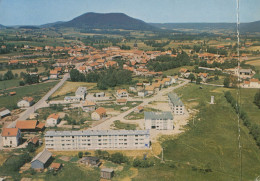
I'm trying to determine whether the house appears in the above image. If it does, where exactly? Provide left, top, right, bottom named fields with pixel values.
left=17, top=97, right=34, bottom=108
left=94, top=92, right=105, bottom=97
left=82, top=100, right=96, bottom=112
left=144, top=112, right=174, bottom=130
left=50, top=163, right=61, bottom=171
left=0, top=107, right=11, bottom=119
left=75, top=87, right=87, bottom=100
left=46, top=113, right=60, bottom=127
left=162, top=77, right=173, bottom=86
left=64, top=96, right=81, bottom=103
left=136, top=83, right=144, bottom=91
left=16, top=120, right=44, bottom=132
left=49, top=70, right=59, bottom=79
left=145, top=85, right=155, bottom=95
left=91, top=107, right=106, bottom=120
left=79, top=156, right=101, bottom=167
left=116, top=89, right=129, bottom=98
left=242, top=78, right=260, bottom=88
left=1, top=128, right=21, bottom=147
left=45, top=130, right=150, bottom=150
left=116, top=99, right=127, bottom=105
left=101, top=168, right=114, bottom=180
left=239, top=69, right=253, bottom=78
left=168, top=93, right=185, bottom=115
left=134, top=106, right=144, bottom=113
left=28, top=136, right=39, bottom=146
left=31, top=149, right=52, bottom=170
left=138, top=90, right=148, bottom=97
left=179, top=68, right=188, bottom=77
left=198, top=73, right=208, bottom=83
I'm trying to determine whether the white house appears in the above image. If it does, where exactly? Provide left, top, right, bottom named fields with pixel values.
left=17, top=97, right=34, bottom=108
left=46, top=113, right=60, bottom=127
left=116, top=89, right=128, bottom=98
left=1, top=128, right=21, bottom=147
left=168, top=92, right=185, bottom=115
left=75, top=87, right=87, bottom=100
left=82, top=100, right=96, bottom=112
left=144, top=112, right=174, bottom=130
left=91, top=107, right=106, bottom=120
left=138, top=90, right=148, bottom=97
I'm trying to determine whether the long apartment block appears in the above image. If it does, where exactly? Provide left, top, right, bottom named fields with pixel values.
left=45, top=130, right=150, bottom=150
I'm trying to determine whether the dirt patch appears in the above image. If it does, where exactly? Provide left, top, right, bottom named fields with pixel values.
left=59, top=156, right=72, bottom=162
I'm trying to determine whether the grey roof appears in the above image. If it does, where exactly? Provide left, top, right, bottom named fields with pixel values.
left=144, top=112, right=173, bottom=120
left=168, top=92, right=184, bottom=106
left=239, top=69, right=252, bottom=73
left=75, top=87, right=87, bottom=96
left=64, top=96, right=80, bottom=100
left=101, top=168, right=114, bottom=172
left=45, top=129, right=150, bottom=137
left=82, top=156, right=99, bottom=162
left=0, top=108, right=10, bottom=117
left=31, top=149, right=52, bottom=164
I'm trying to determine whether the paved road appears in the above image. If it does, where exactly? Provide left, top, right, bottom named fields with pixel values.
left=91, top=79, right=190, bottom=130
left=8, top=63, right=83, bottom=128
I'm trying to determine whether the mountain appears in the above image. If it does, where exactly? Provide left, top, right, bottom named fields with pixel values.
left=54, top=12, right=158, bottom=31
left=240, top=20, right=260, bottom=33
left=150, top=23, right=236, bottom=32
left=40, top=21, right=65, bottom=28
left=0, top=24, right=6, bottom=29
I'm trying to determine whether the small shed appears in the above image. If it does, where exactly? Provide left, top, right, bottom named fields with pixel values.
left=31, top=149, right=52, bottom=169
left=101, top=168, right=114, bottom=180
left=79, top=156, right=101, bottom=167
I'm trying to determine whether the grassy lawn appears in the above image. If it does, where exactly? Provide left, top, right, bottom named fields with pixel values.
left=133, top=84, right=260, bottom=181
left=163, top=66, right=194, bottom=76
left=0, top=79, right=20, bottom=90
left=0, top=81, right=58, bottom=110
left=230, top=88, right=260, bottom=126
left=113, top=120, right=137, bottom=130
left=124, top=107, right=160, bottom=120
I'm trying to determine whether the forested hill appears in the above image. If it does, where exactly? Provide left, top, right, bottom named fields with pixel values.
left=53, top=12, right=158, bottom=31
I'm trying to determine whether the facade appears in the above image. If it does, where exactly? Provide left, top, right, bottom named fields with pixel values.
left=45, top=130, right=150, bottom=150
left=75, top=87, right=87, bottom=100
left=46, top=113, right=60, bottom=127
left=116, top=89, right=129, bottom=98
left=138, top=90, right=148, bottom=97
left=168, top=93, right=185, bottom=115
left=144, top=112, right=174, bottom=130
left=17, top=97, right=34, bottom=108
left=31, top=149, right=52, bottom=169
left=64, top=96, right=81, bottom=103
left=101, top=168, right=114, bottom=180
left=91, top=107, right=106, bottom=120
left=242, top=78, right=260, bottom=88
left=95, top=92, right=105, bottom=97
left=1, top=128, right=21, bottom=147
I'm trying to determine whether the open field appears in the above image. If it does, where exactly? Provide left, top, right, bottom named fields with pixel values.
left=0, top=66, right=46, bottom=75
left=133, top=84, right=260, bottom=181
left=0, top=81, right=58, bottom=109
left=51, top=81, right=97, bottom=98
left=0, top=79, right=20, bottom=90
left=245, top=58, right=260, bottom=71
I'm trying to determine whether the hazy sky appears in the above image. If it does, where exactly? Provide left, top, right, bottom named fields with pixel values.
left=0, top=0, right=259, bottom=25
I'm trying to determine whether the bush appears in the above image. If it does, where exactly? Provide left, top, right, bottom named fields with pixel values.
left=78, top=151, right=83, bottom=158
left=19, top=81, right=25, bottom=86
left=133, top=158, right=154, bottom=168
left=110, top=153, right=128, bottom=164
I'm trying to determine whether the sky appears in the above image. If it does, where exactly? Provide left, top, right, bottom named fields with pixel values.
left=0, top=0, right=260, bottom=26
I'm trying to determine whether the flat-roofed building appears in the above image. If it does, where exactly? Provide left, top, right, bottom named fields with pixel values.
left=144, top=112, right=174, bottom=130
left=45, top=130, right=150, bottom=150
left=75, top=87, right=87, bottom=100
left=168, top=93, right=185, bottom=115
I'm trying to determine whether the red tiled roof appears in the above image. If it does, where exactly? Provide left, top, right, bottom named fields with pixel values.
left=1, top=128, right=19, bottom=137
left=16, top=120, right=37, bottom=130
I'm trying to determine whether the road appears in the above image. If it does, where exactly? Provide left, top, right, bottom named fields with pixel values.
left=8, top=63, right=83, bottom=128
left=91, top=79, right=190, bottom=130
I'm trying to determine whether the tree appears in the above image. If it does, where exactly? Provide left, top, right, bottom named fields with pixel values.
left=254, top=90, right=260, bottom=109
left=110, top=152, right=128, bottom=164
left=4, top=70, right=14, bottom=80
left=196, top=77, right=202, bottom=84
left=224, top=77, right=230, bottom=88
left=188, top=73, right=195, bottom=82
left=78, top=151, right=83, bottom=158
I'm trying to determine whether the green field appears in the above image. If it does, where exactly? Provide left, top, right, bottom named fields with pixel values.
left=0, top=81, right=58, bottom=109
left=133, top=84, right=260, bottom=181
left=163, top=66, right=194, bottom=76
left=0, top=79, right=20, bottom=90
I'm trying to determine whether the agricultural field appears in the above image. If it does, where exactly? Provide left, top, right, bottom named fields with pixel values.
left=132, top=84, right=260, bottom=181
left=0, top=79, right=20, bottom=90
left=0, top=81, right=58, bottom=109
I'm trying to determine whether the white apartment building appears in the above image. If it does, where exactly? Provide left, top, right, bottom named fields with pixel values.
left=45, top=130, right=150, bottom=150
left=144, top=112, right=174, bottom=130
left=168, top=92, right=185, bottom=115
